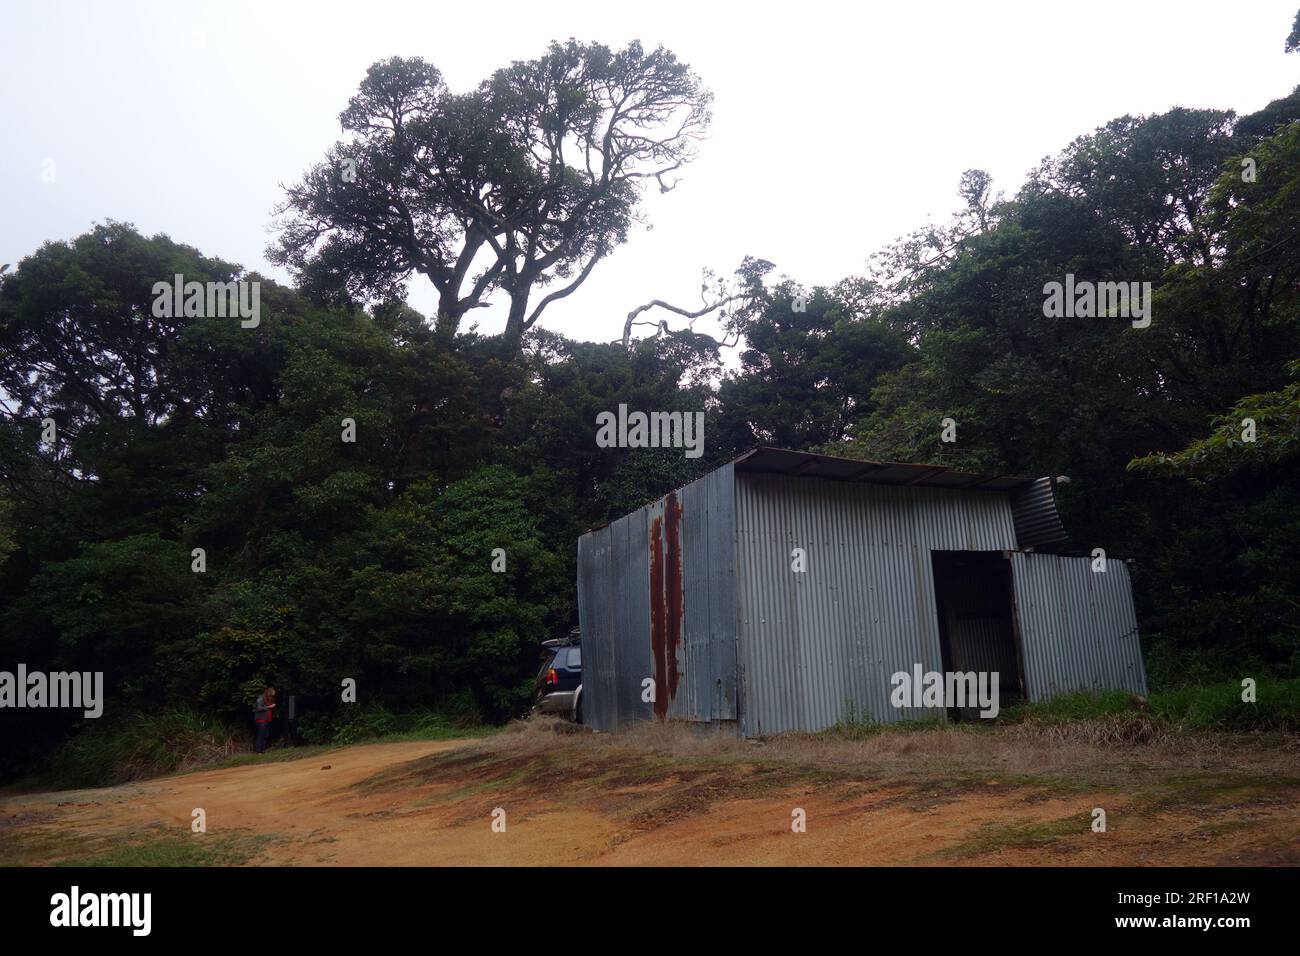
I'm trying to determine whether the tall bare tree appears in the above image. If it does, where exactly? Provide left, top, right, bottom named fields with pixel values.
left=270, top=41, right=712, bottom=353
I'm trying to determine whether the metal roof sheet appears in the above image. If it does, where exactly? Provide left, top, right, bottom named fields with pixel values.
left=731, top=447, right=1037, bottom=492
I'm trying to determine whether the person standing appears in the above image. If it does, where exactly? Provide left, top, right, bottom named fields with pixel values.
left=253, top=686, right=276, bottom=754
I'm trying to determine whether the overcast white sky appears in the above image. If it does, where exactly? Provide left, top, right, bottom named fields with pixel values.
left=2, top=1, right=1297, bottom=346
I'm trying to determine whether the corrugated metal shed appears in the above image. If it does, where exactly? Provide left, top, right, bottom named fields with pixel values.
left=576, top=448, right=1146, bottom=736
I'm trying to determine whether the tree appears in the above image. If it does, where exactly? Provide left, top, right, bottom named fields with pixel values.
left=619, top=257, right=773, bottom=350
left=1130, top=366, right=1300, bottom=479
left=271, top=41, right=712, bottom=352
left=714, top=281, right=910, bottom=451
left=0, top=490, right=15, bottom=567
left=957, top=169, right=997, bottom=234
left=495, top=328, right=721, bottom=532
left=1130, top=119, right=1300, bottom=478
left=0, top=222, right=287, bottom=543
left=1029, top=108, right=1237, bottom=269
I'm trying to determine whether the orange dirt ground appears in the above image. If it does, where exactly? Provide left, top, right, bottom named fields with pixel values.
left=2, top=731, right=1297, bottom=866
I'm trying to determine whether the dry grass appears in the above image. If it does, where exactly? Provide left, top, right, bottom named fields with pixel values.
left=421, top=714, right=1300, bottom=795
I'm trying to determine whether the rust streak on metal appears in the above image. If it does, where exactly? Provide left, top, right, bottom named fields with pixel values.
left=649, top=513, right=667, bottom=719
left=648, top=493, right=685, bottom=720
left=663, top=491, right=683, bottom=705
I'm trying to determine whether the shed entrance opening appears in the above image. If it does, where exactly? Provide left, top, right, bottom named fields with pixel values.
left=930, top=551, right=1025, bottom=719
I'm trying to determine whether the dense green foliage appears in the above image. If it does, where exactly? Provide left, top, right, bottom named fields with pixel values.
left=18, top=704, right=479, bottom=791
left=828, top=678, right=1300, bottom=737
left=1002, top=679, right=1300, bottom=734
left=2, top=48, right=1298, bottom=782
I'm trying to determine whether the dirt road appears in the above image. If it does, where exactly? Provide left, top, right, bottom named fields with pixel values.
left=2, top=725, right=1297, bottom=865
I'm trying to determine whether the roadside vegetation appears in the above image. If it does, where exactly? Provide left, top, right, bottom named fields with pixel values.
left=827, top=679, right=1300, bottom=743
left=9, top=680, right=1297, bottom=793
left=4, top=705, right=490, bottom=793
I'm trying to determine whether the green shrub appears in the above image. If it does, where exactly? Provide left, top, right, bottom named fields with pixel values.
left=288, top=704, right=476, bottom=746
left=28, top=704, right=485, bottom=790
left=1149, top=678, right=1300, bottom=731
left=42, top=709, right=243, bottom=789
left=821, top=679, right=1300, bottom=740
left=1003, top=678, right=1300, bottom=733
left=998, top=690, right=1132, bottom=724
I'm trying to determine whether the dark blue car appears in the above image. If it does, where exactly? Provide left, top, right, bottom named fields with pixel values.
left=533, top=631, right=582, bottom=722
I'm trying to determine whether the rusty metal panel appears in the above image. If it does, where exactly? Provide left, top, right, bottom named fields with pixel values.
left=1009, top=552, right=1147, bottom=699
left=734, top=473, right=1021, bottom=735
left=645, top=495, right=682, bottom=720
left=577, top=466, right=738, bottom=730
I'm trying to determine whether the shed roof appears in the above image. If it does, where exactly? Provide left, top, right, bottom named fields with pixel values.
left=581, top=447, right=1064, bottom=547
left=732, top=446, right=1037, bottom=492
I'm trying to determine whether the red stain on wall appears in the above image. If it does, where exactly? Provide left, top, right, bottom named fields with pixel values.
left=649, top=513, right=665, bottom=718
left=649, top=492, right=684, bottom=719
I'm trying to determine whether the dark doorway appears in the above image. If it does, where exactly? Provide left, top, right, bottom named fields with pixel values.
left=931, top=551, right=1024, bottom=718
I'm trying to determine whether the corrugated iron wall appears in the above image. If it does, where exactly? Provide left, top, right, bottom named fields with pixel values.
left=677, top=465, right=740, bottom=723
left=1010, top=477, right=1069, bottom=550
left=575, top=515, right=620, bottom=732
left=576, top=464, right=738, bottom=731
left=733, top=473, right=1020, bottom=735
left=1009, top=552, right=1147, bottom=699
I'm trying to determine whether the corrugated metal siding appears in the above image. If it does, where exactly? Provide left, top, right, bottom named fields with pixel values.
left=613, top=508, right=652, bottom=726
left=576, top=525, right=617, bottom=731
left=575, top=464, right=738, bottom=731
left=1010, top=552, right=1147, bottom=699
left=951, top=618, right=1018, bottom=677
left=733, top=473, right=1020, bottom=735
left=707, top=468, right=739, bottom=720
left=1010, top=477, right=1069, bottom=550
left=677, top=469, right=739, bottom=721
